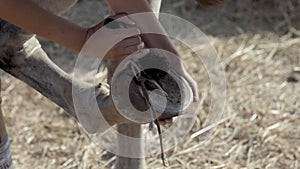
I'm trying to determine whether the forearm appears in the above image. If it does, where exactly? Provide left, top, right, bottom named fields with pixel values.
left=0, top=0, right=86, bottom=52
left=106, top=0, right=179, bottom=55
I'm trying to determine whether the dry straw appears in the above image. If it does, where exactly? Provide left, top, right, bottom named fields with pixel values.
left=1, top=0, right=299, bottom=168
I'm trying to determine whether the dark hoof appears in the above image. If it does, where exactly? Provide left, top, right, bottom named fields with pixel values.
left=115, top=52, right=193, bottom=122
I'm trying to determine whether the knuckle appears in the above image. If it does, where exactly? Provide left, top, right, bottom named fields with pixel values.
left=134, top=36, right=142, bottom=44
left=137, top=36, right=142, bottom=42
left=131, top=28, right=140, bottom=35
left=114, top=42, right=123, bottom=49
left=126, top=46, right=138, bottom=53
left=139, top=42, right=145, bottom=48
left=132, top=46, right=139, bottom=51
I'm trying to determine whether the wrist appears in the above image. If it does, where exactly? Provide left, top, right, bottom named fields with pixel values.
left=143, top=34, right=179, bottom=54
left=77, top=27, right=89, bottom=52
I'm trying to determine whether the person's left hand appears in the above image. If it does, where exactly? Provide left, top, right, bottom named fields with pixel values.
left=82, top=13, right=146, bottom=60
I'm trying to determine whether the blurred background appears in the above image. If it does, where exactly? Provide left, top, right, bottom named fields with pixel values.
left=1, top=0, right=299, bottom=168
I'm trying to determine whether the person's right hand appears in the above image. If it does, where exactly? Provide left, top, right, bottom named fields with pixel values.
left=83, top=13, right=147, bottom=60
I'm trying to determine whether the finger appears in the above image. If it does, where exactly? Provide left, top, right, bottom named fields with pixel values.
left=128, top=49, right=150, bottom=59
left=115, top=27, right=141, bottom=40
left=172, top=117, right=178, bottom=122
left=184, top=75, right=198, bottom=102
left=138, top=42, right=145, bottom=50
left=111, top=49, right=149, bottom=61
left=182, top=71, right=199, bottom=102
left=165, top=118, right=173, bottom=123
left=158, top=118, right=173, bottom=125
left=116, top=36, right=142, bottom=49
left=158, top=120, right=167, bottom=125
left=123, top=43, right=144, bottom=55
left=110, top=13, right=135, bottom=26
left=190, top=79, right=199, bottom=102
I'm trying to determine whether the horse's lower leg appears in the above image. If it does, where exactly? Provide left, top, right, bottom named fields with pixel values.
left=106, top=60, right=147, bottom=169
left=0, top=31, right=130, bottom=133
left=0, top=36, right=76, bottom=116
left=115, top=124, right=146, bottom=169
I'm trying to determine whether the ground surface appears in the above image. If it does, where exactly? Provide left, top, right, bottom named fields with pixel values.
left=1, top=0, right=300, bottom=168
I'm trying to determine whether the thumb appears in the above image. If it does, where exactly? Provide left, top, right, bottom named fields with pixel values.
left=112, top=27, right=141, bottom=41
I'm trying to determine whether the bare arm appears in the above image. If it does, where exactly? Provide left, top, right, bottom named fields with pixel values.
left=106, top=0, right=179, bottom=57
left=0, top=0, right=143, bottom=60
left=0, top=0, right=86, bottom=52
left=106, top=0, right=223, bottom=62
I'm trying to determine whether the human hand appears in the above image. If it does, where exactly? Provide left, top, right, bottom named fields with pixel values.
left=154, top=50, right=199, bottom=102
left=176, top=66, right=199, bottom=102
left=82, top=13, right=145, bottom=60
left=169, top=62, right=199, bottom=102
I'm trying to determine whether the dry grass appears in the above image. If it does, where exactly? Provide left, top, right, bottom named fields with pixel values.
left=1, top=0, right=300, bottom=168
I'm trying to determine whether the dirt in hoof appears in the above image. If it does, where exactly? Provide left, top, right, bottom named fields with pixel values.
left=128, top=52, right=189, bottom=119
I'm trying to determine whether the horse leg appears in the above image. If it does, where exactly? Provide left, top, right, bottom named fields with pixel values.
left=114, top=1, right=162, bottom=168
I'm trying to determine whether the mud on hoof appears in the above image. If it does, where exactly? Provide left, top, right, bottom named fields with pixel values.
left=112, top=52, right=193, bottom=122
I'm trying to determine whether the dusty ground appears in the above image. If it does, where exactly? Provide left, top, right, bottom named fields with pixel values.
left=1, top=0, right=299, bottom=168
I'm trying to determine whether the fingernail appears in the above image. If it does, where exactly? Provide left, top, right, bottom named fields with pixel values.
left=138, top=42, right=145, bottom=49
left=130, top=49, right=149, bottom=59
left=144, top=49, right=150, bottom=54
left=137, top=49, right=148, bottom=55
left=128, top=21, right=135, bottom=25
left=125, top=20, right=135, bottom=25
